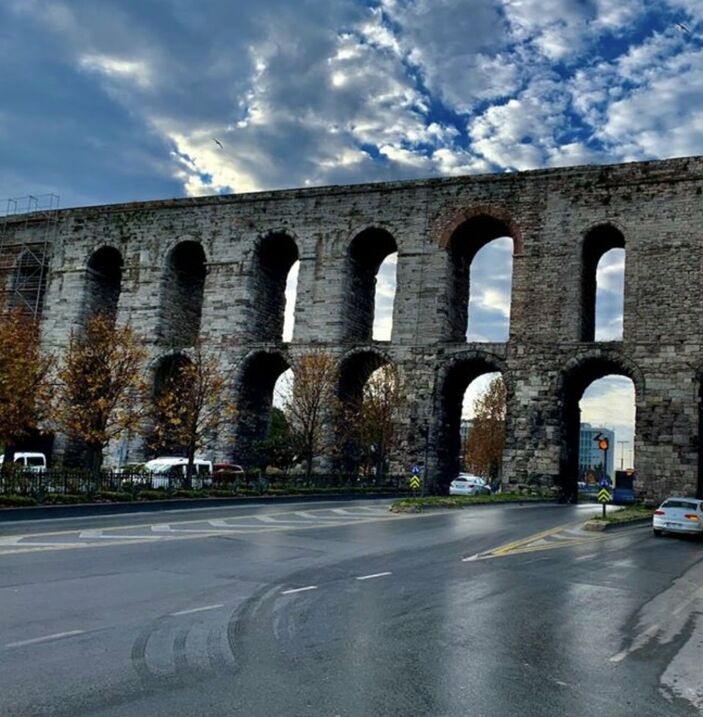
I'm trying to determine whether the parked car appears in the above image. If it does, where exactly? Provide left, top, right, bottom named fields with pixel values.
left=213, top=463, right=245, bottom=479
left=449, top=473, right=491, bottom=496
left=143, top=457, right=214, bottom=489
left=0, top=452, right=47, bottom=473
left=653, top=497, right=703, bottom=538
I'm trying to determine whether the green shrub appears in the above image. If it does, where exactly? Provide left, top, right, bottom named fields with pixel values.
left=0, top=494, right=38, bottom=507
left=94, top=491, right=133, bottom=502
left=137, top=489, right=168, bottom=501
left=42, top=493, right=91, bottom=504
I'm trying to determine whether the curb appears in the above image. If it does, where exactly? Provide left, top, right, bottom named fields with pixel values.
left=583, top=516, right=652, bottom=532
left=0, top=492, right=407, bottom=523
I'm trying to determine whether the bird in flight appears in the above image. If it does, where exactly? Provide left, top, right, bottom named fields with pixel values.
left=676, top=22, right=691, bottom=33
left=213, top=138, right=224, bottom=149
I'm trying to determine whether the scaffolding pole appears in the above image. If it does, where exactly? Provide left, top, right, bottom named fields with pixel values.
left=0, top=194, right=60, bottom=318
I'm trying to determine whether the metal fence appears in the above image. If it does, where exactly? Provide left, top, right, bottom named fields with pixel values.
left=0, top=469, right=410, bottom=500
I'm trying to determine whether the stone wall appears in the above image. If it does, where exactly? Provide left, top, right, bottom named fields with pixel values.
left=3, top=155, right=703, bottom=500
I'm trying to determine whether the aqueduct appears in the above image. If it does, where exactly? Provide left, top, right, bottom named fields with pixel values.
left=2, top=155, right=703, bottom=500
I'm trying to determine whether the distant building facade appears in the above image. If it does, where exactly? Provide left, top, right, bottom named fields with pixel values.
left=579, top=423, right=615, bottom=479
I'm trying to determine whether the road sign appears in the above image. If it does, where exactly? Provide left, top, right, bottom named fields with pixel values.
left=409, top=475, right=422, bottom=490
left=411, top=464, right=422, bottom=476
left=598, top=488, right=611, bottom=503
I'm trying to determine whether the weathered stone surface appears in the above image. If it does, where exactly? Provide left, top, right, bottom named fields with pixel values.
left=2, top=155, right=702, bottom=500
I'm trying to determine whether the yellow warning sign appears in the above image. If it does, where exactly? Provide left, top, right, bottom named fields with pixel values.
left=409, top=475, right=421, bottom=490
left=598, top=488, right=612, bottom=503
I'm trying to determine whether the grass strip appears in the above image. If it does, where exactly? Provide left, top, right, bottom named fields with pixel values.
left=590, top=503, right=654, bottom=524
left=391, top=493, right=553, bottom=512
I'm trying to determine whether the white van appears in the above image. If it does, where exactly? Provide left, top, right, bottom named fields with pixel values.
left=0, top=452, right=47, bottom=473
left=143, top=457, right=213, bottom=488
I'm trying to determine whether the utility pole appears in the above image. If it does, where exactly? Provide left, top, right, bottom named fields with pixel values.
left=617, top=440, right=629, bottom=470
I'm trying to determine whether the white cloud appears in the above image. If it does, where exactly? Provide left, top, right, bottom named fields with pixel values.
left=79, top=53, right=152, bottom=88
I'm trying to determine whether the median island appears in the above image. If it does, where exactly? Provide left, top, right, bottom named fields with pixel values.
left=390, top=492, right=553, bottom=513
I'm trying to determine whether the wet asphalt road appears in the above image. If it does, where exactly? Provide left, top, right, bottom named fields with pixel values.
left=0, top=499, right=701, bottom=716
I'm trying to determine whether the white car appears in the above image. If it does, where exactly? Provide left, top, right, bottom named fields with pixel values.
left=653, top=497, right=703, bottom=537
left=449, top=474, right=491, bottom=496
left=0, top=452, right=47, bottom=473
left=143, top=457, right=213, bottom=488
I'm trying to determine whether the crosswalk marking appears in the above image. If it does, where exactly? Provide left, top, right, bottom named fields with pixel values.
left=0, top=504, right=408, bottom=555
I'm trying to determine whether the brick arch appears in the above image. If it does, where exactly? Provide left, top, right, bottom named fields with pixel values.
left=438, top=206, right=522, bottom=343
left=438, top=205, right=524, bottom=255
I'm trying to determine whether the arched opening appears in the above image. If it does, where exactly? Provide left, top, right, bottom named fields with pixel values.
left=159, top=241, right=206, bottom=347
left=233, top=351, right=291, bottom=467
left=581, top=225, right=625, bottom=341
left=560, top=357, right=637, bottom=501
left=282, top=261, right=300, bottom=342
left=11, top=248, right=49, bottom=317
left=151, top=353, right=192, bottom=457
left=337, top=351, right=397, bottom=473
left=252, top=233, right=299, bottom=342
left=343, top=228, right=398, bottom=342
left=460, top=372, right=506, bottom=480
left=436, top=355, right=508, bottom=489
left=84, top=246, right=122, bottom=322
left=445, top=215, right=515, bottom=343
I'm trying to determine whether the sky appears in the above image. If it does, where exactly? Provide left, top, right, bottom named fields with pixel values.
left=3, top=0, right=700, bottom=467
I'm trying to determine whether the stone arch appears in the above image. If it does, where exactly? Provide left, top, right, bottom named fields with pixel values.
left=233, top=348, right=292, bottom=466
left=336, top=347, right=396, bottom=473
left=557, top=348, right=643, bottom=500
left=159, top=240, right=206, bottom=347
left=341, top=227, right=398, bottom=342
left=149, top=350, right=193, bottom=457
left=440, top=208, right=521, bottom=342
left=434, top=350, right=512, bottom=487
left=580, top=222, right=626, bottom=341
left=84, top=245, right=123, bottom=323
left=250, top=232, right=299, bottom=342
left=10, top=247, right=49, bottom=316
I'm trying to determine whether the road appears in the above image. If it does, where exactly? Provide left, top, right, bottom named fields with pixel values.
left=0, top=499, right=701, bottom=716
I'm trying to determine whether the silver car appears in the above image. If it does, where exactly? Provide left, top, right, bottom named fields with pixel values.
left=652, top=497, right=703, bottom=537
left=449, top=474, right=491, bottom=496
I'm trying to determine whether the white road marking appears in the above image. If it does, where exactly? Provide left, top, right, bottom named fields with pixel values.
left=281, top=585, right=318, bottom=595
left=574, top=553, right=598, bottom=561
left=6, top=630, right=85, bottom=648
left=356, top=572, right=392, bottom=581
left=609, top=623, right=661, bottom=663
left=170, top=604, right=224, bottom=616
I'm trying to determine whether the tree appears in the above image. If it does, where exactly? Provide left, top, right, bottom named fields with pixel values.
left=464, top=376, right=507, bottom=481
left=354, top=364, right=403, bottom=476
left=0, top=309, right=54, bottom=464
left=150, top=340, right=237, bottom=482
left=252, top=407, right=298, bottom=474
left=54, top=313, right=147, bottom=476
left=284, top=351, right=337, bottom=477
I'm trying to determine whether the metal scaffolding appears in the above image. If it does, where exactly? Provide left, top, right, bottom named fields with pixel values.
left=0, top=194, right=60, bottom=318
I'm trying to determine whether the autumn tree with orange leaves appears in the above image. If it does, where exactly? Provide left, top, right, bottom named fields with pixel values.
left=54, top=314, right=148, bottom=476
left=0, top=310, right=54, bottom=464
left=464, top=376, right=506, bottom=481
left=283, top=351, right=338, bottom=477
left=150, top=341, right=237, bottom=483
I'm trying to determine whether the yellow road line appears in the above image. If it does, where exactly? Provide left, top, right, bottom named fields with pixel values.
left=490, top=524, right=573, bottom=555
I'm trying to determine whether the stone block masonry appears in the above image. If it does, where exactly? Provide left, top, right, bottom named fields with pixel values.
left=2, top=155, right=703, bottom=501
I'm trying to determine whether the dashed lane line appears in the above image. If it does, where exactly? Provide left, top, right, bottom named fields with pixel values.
left=356, top=572, right=392, bottom=581
left=6, top=630, right=85, bottom=648
left=281, top=586, right=318, bottom=595
left=170, top=604, right=224, bottom=617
